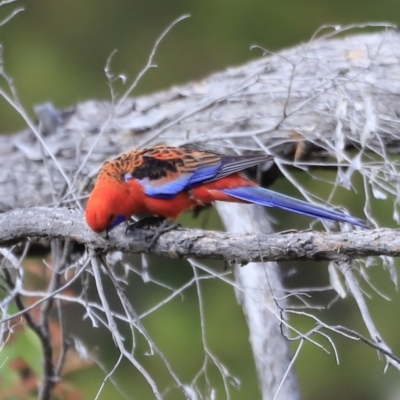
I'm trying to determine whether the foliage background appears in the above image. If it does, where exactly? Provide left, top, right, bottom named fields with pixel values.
left=1, top=1, right=400, bottom=399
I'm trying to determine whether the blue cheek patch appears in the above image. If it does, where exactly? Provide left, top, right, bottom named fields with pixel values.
left=107, top=214, right=126, bottom=232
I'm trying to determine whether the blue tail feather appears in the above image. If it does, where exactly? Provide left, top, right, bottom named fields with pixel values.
left=221, top=186, right=367, bottom=228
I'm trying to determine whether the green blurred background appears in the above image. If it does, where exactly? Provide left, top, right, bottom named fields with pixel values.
left=1, top=1, right=400, bottom=399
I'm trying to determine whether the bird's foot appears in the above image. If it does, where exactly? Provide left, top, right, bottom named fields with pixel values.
left=126, top=217, right=180, bottom=250
left=126, top=216, right=166, bottom=231
left=147, top=219, right=180, bottom=249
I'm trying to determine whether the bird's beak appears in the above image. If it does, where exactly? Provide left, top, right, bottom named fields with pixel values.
left=98, top=229, right=109, bottom=239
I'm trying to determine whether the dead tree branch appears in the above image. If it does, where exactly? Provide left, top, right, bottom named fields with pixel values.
left=0, top=207, right=398, bottom=263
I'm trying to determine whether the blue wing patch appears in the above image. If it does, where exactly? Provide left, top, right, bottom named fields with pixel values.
left=135, top=164, right=221, bottom=199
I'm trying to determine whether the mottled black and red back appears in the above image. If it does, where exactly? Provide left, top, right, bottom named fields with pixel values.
left=120, top=145, right=272, bottom=185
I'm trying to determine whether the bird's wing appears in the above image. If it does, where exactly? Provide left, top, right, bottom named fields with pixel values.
left=123, top=146, right=272, bottom=198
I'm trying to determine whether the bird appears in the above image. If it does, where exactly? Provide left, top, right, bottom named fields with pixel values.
left=85, top=145, right=367, bottom=238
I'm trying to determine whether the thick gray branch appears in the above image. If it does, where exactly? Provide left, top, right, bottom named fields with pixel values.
left=1, top=207, right=397, bottom=262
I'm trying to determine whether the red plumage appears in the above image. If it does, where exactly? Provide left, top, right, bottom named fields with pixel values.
left=85, top=145, right=366, bottom=235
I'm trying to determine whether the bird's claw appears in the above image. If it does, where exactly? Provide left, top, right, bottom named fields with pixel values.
left=126, top=217, right=180, bottom=251
left=147, top=219, right=180, bottom=250
left=126, top=216, right=166, bottom=233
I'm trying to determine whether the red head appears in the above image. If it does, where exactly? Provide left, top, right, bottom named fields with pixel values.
left=85, top=181, right=133, bottom=235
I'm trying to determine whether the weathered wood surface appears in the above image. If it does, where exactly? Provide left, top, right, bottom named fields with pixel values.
left=1, top=31, right=400, bottom=211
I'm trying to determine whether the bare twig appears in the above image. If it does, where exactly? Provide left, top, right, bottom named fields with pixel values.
left=105, top=264, right=192, bottom=398
left=336, top=260, right=400, bottom=370
left=0, top=257, right=89, bottom=326
left=0, top=5, right=23, bottom=26
left=116, top=14, right=190, bottom=108
left=90, top=255, right=164, bottom=400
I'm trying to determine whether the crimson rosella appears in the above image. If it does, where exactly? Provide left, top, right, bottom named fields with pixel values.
left=85, top=145, right=366, bottom=236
